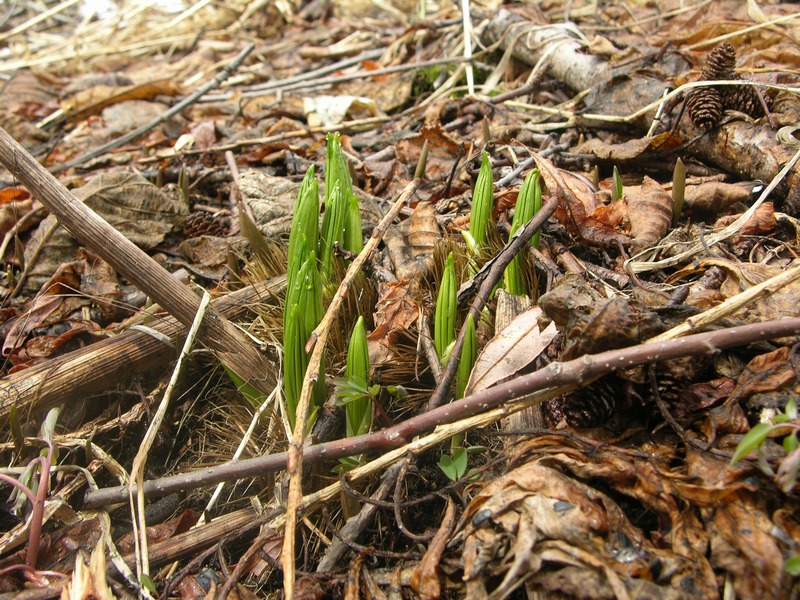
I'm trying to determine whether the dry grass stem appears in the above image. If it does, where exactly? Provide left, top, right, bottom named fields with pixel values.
left=129, top=291, right=210, bottom=589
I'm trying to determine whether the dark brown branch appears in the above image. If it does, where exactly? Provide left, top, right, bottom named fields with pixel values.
left=81, top=316, right=800, bottom=508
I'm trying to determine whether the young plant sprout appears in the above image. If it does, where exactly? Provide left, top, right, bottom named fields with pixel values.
left=503, top=169, right=542, bottom=296
left=612, top=165, right=623, bottom=202
left=463, top=152, right=494, bottom=253
left=283, top=247, right=325, bottom=431
left=339, top=316, right=372, bottom=438
left=672, top=158, right=685, bottom=228
left=435, top=252, right=458, bottom=362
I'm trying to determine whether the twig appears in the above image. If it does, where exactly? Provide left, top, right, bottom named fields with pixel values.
left=0, top=0, right=81, bottom=43
left=281, top=178, right=420, bottom=598
left=648, top=259, right=800, bottom=343
left=129, top=291, right=210, bottom=588
left=316, top=461, right=403, bottom=572
left=241, top=50, right=383, bottom=94
left=628, top=144, right=800, bottom=273
left=48, top=41, right=255, bottom=174
left=242, top=54, right=477, bottom=98
left=82, top=316, right=800, bottom=509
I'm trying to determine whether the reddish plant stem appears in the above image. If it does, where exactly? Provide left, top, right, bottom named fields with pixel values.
left=82, top=316, right=800, bottom=509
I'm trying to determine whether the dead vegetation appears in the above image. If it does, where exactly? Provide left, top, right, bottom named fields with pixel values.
left=1, top=0, right=800, bottom=598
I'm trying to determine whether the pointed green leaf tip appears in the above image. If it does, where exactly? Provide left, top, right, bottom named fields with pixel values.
left=456, top=314, right=477, bottom=399
left=321, top=132, right=361, bottom=279
left=435, top=252, right=457, bottom=360
left=504, top=169, right=541, bottom=295
left=731, top=422, right=772, bottom=464
left=469, top=152, right=494, bottom=248
left=344, top=316, right=372, bottom=437
left=287, top=165, right=319, bottom=284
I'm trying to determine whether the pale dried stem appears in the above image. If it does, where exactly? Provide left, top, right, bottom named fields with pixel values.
left=129, top=291, right=210, bottom=585
left=649, top=260, right=800, bottom=343
left=628, top=144, right=800, bottom=273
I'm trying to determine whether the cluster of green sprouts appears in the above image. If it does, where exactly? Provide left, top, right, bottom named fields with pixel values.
left=437, top=153, right=543, bottom=480
left=284, top=132, right=364, bottom=433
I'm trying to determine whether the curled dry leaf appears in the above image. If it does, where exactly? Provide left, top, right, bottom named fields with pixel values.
left=367, top=281, right=420, bottom=364
left=384, top=201, right=439, bottom=282
left=675, top=257, right=800, bottom=323
left=465, top=306, right=557, bottom=397
left=626, top=176, right=673, bottom=254
left=714, top=201, right=776, bottom=238
left=532, top=152, right=630, bottom=247
left=684, top=181, right=756, bottom=217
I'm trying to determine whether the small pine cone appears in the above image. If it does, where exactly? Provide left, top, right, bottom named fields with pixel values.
left=722, top=84, right=770, bottom=118
left=183, top=211, right=230, bottom=238
left=552, top=376, right=622, bottom=428
left=686, top=86, right=723, bottom=130
left=702, top=43, right=737, bottom=79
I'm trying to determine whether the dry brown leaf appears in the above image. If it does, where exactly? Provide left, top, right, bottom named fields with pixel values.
left=61, top=80, right=182, bottom=125
left=23, top=171, right=187, bottom=293
left=465, top=306, right=557, bottom=397
left=367, top=281, right=420, bottom=364
left=714, top=201, right=776, bottom=238
left=384, top=201, right=439, bottom=282
left=684, top=181, right=754, bottom=217
left=625, top=175, right=672, bottom=254
left=409, top=498, right=456, bottom=599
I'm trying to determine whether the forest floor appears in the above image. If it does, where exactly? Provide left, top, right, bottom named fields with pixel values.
left=0, top=0, right=800, bottom=598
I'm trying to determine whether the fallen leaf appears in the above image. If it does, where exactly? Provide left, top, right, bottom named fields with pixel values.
left=465, top=306, right=556, bottom=397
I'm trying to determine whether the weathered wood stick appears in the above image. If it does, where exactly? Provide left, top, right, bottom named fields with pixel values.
left=0, top=276, right=285, bottom=424
left=0, top=126, right=275, bottom=395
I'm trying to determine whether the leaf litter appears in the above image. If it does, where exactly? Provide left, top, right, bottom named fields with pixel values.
left=0, top=0, right=799, bottom=598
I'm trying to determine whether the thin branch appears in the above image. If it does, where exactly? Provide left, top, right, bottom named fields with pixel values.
left=48, top=42, right=255, bottom=174
left=129, top=291, right=210, bottom=586
left=82, top=316, right=800, bottom=509
left=427, top=191, right=559, bottom=410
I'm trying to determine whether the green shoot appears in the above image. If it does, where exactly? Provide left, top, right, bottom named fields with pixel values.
left=434, top=252, right=457, bottom=361
left=672, top=158, right=685, bottom=228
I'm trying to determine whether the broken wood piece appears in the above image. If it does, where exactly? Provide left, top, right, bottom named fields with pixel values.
left=0, top=125, right=275, bottom=395
left=482, top=9, right=611, bottom=94
left=0, top=276, right=285, bottom=424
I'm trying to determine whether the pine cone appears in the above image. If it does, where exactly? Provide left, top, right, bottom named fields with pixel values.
left=549, top=376, right=622, bottom=428
left=687, top=86, right=723, bottom=130
left=702, top=42, right=737, bottom=79
left=722, top=84, right=770, bottom=118
left=183, top=211, right=230, bottom=238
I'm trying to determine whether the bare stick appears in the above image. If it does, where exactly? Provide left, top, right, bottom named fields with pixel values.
left=0, top=276, right=285, bottom=424
left=82, top=315, right=800, bottom=508
left=129, top=291, right=210, bottom=584
left=0, top=125, right=274, bottom=395
left=48, top=42, right=254, bottom=174
left=281, top=178, right=420, bottom=598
